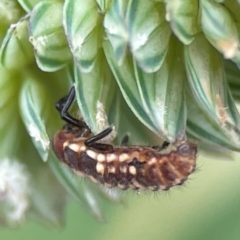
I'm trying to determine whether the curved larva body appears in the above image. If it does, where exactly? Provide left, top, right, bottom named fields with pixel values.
left=53, top=128, right=197, bottom=191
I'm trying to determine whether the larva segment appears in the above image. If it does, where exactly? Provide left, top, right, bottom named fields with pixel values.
left=53, top=127, right=197, bottom=191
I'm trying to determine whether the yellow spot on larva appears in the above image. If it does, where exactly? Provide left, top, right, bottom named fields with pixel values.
left=96, top=162, right=104, bottom=174
left=97, top=153, right=106, bottom=162
left=148, top=157, right=157, bottom=165
left=86, top=150, right=97, bottom=160
left=129, top=166, right=137, bottom=175
left=107, top=153, right=117, bottom=162
left=119, top=153, right=129, bottom=162
left=120, top=165, right=127, bottom=174
left=108, top=165, right=116, bottom=173
left=68, top=143, right=81, bottom=152
left=80, top=145, right=87, bottom=151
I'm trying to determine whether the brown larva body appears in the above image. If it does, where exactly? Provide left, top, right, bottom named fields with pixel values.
left=53, top=127, right=197, bottom=191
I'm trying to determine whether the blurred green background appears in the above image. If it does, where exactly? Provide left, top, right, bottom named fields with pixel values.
left=1, top=1, right=240, bottom=239
left=1, top=154, right=240, bottom=240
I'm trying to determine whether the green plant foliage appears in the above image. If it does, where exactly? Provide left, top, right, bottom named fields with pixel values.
left=64, top=0, right=102, bottom=72
left=0, top=16, right=34, bottom=69
left=29, top=1, right=71, bottom=71
left=1, top=0, right=240, bottom=231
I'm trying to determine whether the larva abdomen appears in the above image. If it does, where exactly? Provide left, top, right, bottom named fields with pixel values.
left=61, top=140, right=197, bottom=191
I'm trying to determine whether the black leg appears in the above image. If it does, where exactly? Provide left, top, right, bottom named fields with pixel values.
left=120, top=134, right=129, bottom=146
left=85, top=127, right=113, bottom=146
left=88, top=142, right=113, bottom=152
left=56, top=86, right=89, bottom=130
left=152, top=141, right=170, bottom=151
left=161, top=141, right=170, bottom=149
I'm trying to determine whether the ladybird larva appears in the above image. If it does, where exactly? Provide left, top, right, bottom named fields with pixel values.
left=53, top=127, right=197, bottom=190
left=52, top=87, right=197, bottom=191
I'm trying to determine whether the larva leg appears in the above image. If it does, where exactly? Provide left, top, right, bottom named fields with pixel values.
left=152, top=141, right=170, bottom=151
left=55, top=86, right=90, bottom=130
left=120, top=134, right=129, bottom=146
left=161, top=141, right=170, bottom=149
left=88, top=142, right=113, bottom=152
left=85, top=127, right=113, bottom=146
